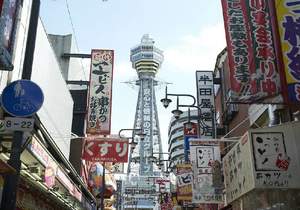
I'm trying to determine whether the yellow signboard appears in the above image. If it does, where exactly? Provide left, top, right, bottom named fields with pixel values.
left=275, top=1, right=300, bottom=102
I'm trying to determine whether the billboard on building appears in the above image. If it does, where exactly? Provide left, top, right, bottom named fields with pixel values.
left=176, top=164, right=193, bottom=201
left=82, top=137, right=129, bottom=162
left=274, top=0, right=300, bottom=103
left=196, top=71, right=215, bottom=138
left=221, top=0, right=281, bottom=103
left=223, top=122, right=300, bottom=204
left=223, top=133, right=256, bottom=204
left=189, top=139, right=223, bottom=204
left=87, top=49, right=114, bottom=134
left=0, top=0, right=19, bottom=70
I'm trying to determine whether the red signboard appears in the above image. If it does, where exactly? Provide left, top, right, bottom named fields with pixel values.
left=184, top=122, right=198, bottom=136
left=221, top=0, right=281, bottom=103
left=82, top=137, right=129, bottom=162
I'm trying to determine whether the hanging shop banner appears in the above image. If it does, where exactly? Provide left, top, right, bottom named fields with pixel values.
left=196, top=71, right=215, bottom=138
left=88, top=162, right=103, bottom=197
left=82, top=137, right=129, bottom=162
left=223, top=122, right=300, bottom=204
left=184, top=122, right=198, bottom=162
left=221, top=0, right=281, bottom=102
left=189, top=139, right=223, bottom=204
left=274, top=1, right=300, bottom=102
left=87, top=49, right=114, bottom=134
left=0, top=0, right=19, bottom=70
left=176, top=164, right=193, bottom=201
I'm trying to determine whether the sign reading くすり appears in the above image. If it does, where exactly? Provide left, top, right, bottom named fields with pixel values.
left=82, top=137, right=129, bottom=162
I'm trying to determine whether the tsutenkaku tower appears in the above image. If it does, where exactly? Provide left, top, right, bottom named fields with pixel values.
left=128, top=34, right=164, bottom=176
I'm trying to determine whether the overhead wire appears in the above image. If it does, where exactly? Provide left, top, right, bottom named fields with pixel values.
left=64, top=0, right=88, bottom=81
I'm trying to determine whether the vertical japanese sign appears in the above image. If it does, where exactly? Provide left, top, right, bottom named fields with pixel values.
left=0, top=0, right=19, bottom=70
left=221, top=0, right=281, bottom=102
left=176, top=164, right=193, bottom=201
left=140, top=79, right=153, bottom=175
left=189, top=139, right=223, bottom=204
left=87, top=49, right=114, bottom=134
left=223, top=133, right=255, bottom=204
left=275, top=1, right=300, bottom=102
left=82, top=137, right=129, bottom=162
left=184, top=122, right=198, bottom=162
left=196, top=71, right=215, bottom=138
left=116, top=180, right=123, bottom=210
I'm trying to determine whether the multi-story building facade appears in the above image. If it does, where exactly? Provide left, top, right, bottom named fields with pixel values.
left=214, top=48, right=300, bottom=210
left=168, top=110, right=199, bottom=168
left=0, top=1, right=96, bottom=209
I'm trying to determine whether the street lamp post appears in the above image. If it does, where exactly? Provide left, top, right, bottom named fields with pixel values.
left=160, top=86, right=207, bottom=137
left=117, top=128, right=145, bottom=210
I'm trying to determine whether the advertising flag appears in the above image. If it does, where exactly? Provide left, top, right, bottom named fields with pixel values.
left=221, top=0, right=281, bottom=102
left=274, top=0, right=300, bottom=102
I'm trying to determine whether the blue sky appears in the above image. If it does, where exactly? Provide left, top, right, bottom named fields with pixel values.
left=40, top=0, right=226, bottom=152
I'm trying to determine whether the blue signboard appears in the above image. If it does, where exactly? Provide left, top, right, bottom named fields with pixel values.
left=183, top=122, right=198, bottom=162
left=1, top=80, right=44, bottom=117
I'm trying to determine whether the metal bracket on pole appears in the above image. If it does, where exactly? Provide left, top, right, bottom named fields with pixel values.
left=61, top=53, right=91, bottom=59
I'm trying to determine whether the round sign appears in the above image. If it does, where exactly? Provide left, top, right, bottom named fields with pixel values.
left=1, top=80, right=44, bottom=117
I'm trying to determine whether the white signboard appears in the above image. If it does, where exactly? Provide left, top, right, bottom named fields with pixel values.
left=196, top=71, right=215, bottom=138
left=4, top=117, right=34, bottom=131
left=223, top=133, right=255, bottom=204
left=87, top=49, right=114, bottom=135
left=223, top=122, right=300, bottom=204
left=190, top=139, right=223, bottom=204
left=251, top=124, right=300, bottom=189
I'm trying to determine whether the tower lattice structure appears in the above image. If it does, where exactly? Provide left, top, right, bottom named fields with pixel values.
left=128, top=34, right=164, bottom=176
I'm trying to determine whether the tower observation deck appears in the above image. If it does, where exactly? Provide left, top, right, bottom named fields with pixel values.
left=128, top=34, right=164, bottom=176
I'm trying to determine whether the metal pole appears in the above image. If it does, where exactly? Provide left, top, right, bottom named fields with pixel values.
left=0, top=131, right=23, bottom=210
left=22, top=0, right=40, bottom=80
left=100, top=162, right=106, bottom=210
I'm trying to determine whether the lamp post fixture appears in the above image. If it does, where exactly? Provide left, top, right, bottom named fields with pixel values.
left=118, top=128, right=145, bottom=176
left=118, top=128, right=145, bottom=150
left=160, top=86, right=207, bottom=137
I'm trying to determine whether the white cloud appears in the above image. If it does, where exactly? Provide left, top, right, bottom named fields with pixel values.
left=164, top=22, right=226, bottom=72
